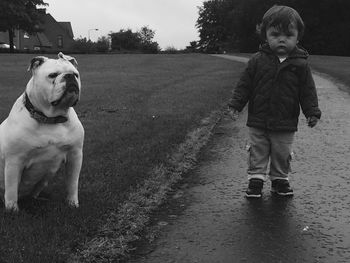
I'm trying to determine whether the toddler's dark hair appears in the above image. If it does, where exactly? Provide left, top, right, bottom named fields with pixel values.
left=257, top=5, right=305, bottom=40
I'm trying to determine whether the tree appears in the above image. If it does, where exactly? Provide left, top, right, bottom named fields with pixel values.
left=137, top=26, right=160, bottom=53
left=71, top=37, right=95, bottom=53
left=185, top=41, right=198, bottom=52
left=109, top=26, right=160, bottom=53
left=137, top=26, right=155, bottom=46
left=96, top=36, right=110, bottom=52
left=196, top=0, right=228, bottom=52
left=196, top=0, right=350, bottom=55
left=110, top=29, right=140, bottom=51
left=196, top=0, right=266, bottom=53
left=0, top=0, right=48, bottom=52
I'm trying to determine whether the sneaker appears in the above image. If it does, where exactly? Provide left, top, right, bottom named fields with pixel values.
left=271, top=179, right=294, bottom=196
left=245, top=179, right=263, bottom=198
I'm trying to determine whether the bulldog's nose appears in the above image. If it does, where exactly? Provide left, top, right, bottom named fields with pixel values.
left=64, top=73, right=76, bottom=82
left=64, top=73, right=79, bottom=94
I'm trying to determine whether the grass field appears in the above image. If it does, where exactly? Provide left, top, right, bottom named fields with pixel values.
left=0, top=53, right=244, bottom=262
left=309, top=55, right=350, bottom=92
left=1, top=52, right=349, bottom=262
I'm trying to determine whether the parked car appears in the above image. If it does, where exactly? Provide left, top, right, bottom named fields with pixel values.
left=0, top=42, right=16, bottom=49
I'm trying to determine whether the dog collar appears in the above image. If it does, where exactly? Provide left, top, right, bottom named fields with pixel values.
left=24, top=93, right=68, bottom=124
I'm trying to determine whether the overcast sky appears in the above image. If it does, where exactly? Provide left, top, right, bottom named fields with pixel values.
left=43, top=0, right=204, bottom=50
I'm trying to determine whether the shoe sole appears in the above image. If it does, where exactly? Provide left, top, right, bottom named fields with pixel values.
left=245, top=193, right=262, bottom=198
left=271, top=190, right=294, bottom=196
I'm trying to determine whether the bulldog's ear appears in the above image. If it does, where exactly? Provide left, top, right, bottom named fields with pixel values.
left=28, top=56, right=48, bottom=73
left=58, top=52, right=78, bottom=69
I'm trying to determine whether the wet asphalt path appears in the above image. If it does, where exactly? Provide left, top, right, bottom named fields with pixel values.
left=129, top=56, right=350, bottom=263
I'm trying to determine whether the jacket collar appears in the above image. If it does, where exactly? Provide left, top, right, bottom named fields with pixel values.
left=24, top=93, right=68, bottom=124
left=259, top=43, right=309, bottom=59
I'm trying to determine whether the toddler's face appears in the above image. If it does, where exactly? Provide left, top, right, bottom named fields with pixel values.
left=266, top=24, right=299, bottom=57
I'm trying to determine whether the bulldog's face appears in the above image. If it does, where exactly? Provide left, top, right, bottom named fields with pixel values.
left=28, top=52, right=81, bottom=110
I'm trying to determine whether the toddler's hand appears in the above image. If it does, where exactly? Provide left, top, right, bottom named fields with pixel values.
left=227, top=107, right=239, bottom=121
left=307, top=116, right=319, bottom=127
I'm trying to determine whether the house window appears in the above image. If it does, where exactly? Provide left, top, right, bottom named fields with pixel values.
left=24, top=32, right=30, bottom=39
left=57, top=35, right=63, bottom=48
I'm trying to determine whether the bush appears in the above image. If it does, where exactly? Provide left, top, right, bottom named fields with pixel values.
left=140, top=41, right=160, bottom=54
left=71, top=38, right=96, bottom=53
left=110, top=29, right=140, bottom=51
left=96, top=36, right=110, bottom=52
left=163, top=46, right=178, bottom=54
left=71, top=37, right=110, bottom=53
left=109, top=26, right=160, bottom=54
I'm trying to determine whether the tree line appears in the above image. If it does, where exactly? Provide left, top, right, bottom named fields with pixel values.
left=196, top=0, right=350, bottom=56
left=0, top=1, right=162, bottom=53
left=72, top=26, right=160, bottom=54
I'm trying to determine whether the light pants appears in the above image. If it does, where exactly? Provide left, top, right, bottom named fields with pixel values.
left=247, top=127, right=295, bottom=182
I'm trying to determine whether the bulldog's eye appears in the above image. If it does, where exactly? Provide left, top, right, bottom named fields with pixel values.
left=48, top=73, right=59, bottom=78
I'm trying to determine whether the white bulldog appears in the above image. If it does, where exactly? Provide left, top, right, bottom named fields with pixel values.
left=0, top=52, right=84, bottom=211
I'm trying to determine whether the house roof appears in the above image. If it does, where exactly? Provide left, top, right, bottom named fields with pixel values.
left=59, top=22, right=74, bottom=38
left=36, top=10, right=75, bottom=50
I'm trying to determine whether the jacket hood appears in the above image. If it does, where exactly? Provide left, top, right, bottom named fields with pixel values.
left=259, top=43, right=309, bottom=59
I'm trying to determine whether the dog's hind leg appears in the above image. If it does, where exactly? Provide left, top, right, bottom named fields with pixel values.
left=31, top=179, right=50, bottom=200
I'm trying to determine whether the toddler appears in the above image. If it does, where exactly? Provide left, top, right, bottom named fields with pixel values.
left=228, top=5, right=321, bottom=198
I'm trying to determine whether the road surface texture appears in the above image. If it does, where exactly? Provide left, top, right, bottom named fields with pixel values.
left=129, top=55, right=350, bottom=263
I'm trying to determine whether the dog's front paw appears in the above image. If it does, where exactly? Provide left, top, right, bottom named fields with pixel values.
left=66, top=199, right=79, bottom=208
left=5, top=201, right=19, bottom=212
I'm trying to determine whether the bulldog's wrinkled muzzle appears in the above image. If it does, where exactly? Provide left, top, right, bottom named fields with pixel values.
left=51, top=74, right=80, bottom=107
left=66, top=82, right=79, bottom=95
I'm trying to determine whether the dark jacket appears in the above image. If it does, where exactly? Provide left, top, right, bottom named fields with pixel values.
left=229, top=44, right=321, bottom=132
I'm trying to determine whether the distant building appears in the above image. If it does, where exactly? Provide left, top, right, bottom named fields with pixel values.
left=0, top=9, right=75, bottom=52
